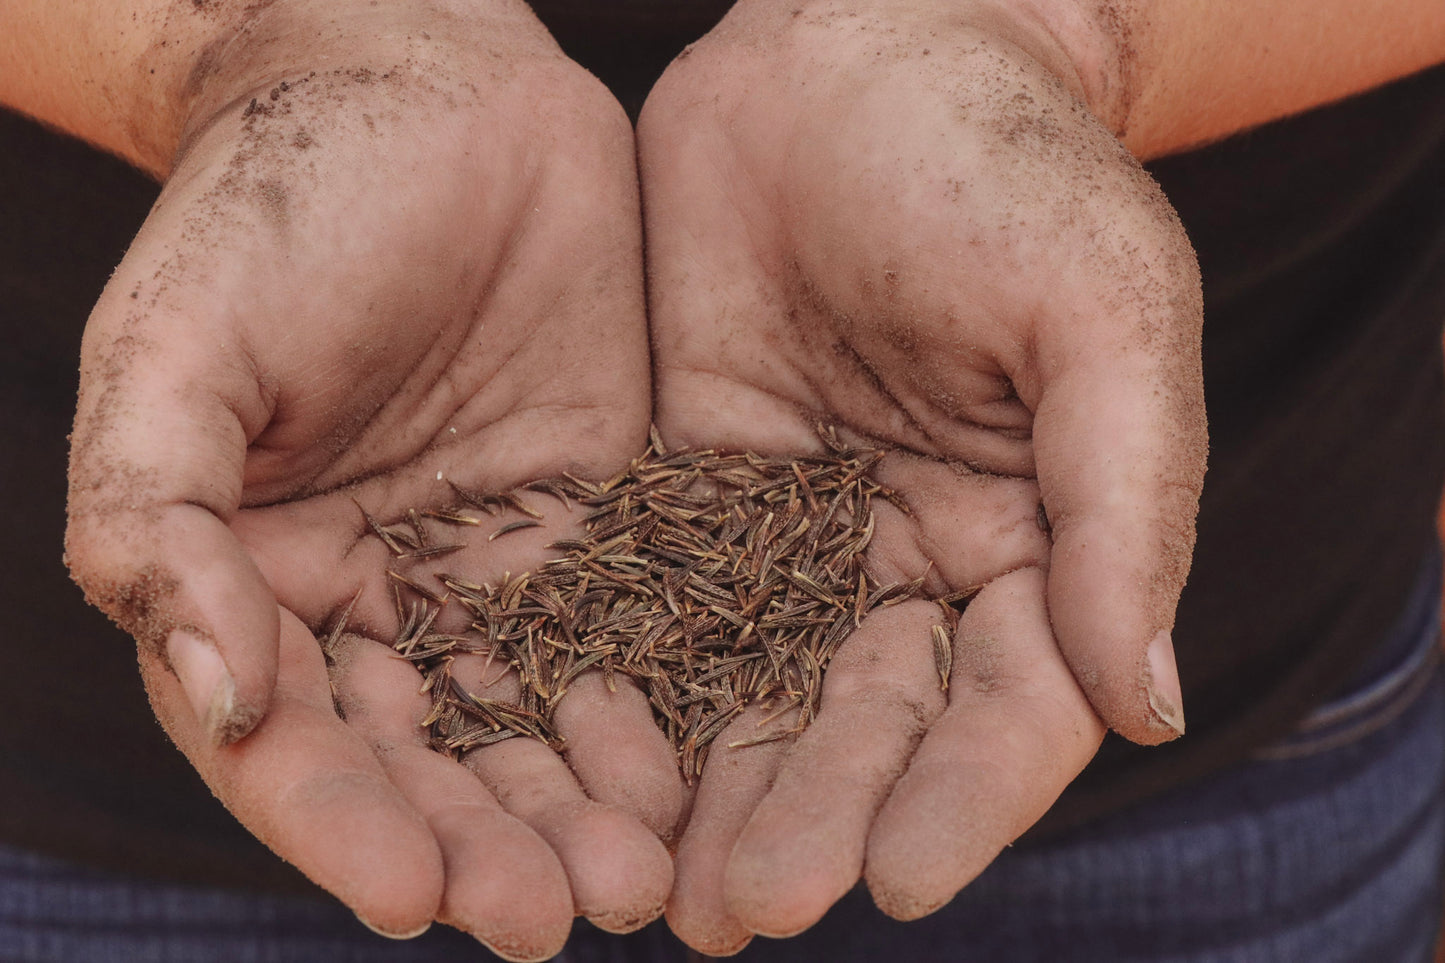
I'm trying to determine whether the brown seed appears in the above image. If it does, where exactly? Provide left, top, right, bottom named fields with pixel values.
left=388, top=570, right=450, bottom=608
left=932, top=624, right=953, bottom=694
left=350, top=430, right=939, bottom=771
left=489, top=519, right=544, bottom=541
left=397, top=544, right=466, bottom=561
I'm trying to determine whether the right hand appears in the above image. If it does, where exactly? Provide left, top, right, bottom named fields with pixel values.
left=63, top=2, right=679, bottom=957
left=637, top=0, right=1207, bottom=949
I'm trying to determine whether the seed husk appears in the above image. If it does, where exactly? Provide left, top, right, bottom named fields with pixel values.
left=347, top=429, right=950, bottom=780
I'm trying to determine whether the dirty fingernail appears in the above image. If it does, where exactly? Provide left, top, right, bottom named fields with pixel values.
left=356, top=913, right=433, bottom=940
left=166, top=629, right=237, bottom=745
left=1145, top=630, right=1185, bottom=736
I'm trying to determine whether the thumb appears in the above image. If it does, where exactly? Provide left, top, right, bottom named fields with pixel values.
left=1027, top=243, right=1207, bottom=746
left=66, top=226, right=279, bottom=746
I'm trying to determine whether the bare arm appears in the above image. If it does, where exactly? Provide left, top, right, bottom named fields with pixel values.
left=2, top=0, right=293, bottom=176
left=0, top=0, right=552, bottom=176
left=1004, top=0, right=1445, bottom=157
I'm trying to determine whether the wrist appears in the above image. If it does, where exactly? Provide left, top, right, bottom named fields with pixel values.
left=748, top=0, right=1137, bottom=145
left=174, top=0, right=559, bottom=175
left=950, top=0, right=1134, bottom=138
left=1, top=0, right=556, bottom=179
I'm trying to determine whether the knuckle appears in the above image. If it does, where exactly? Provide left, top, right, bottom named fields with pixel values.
left=73, top=561, right=182, bottom=654
left=64, top=512, right=181, bottom=652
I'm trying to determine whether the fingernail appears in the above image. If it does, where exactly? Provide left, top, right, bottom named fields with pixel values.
left=1145, top=630, right=1186, bottom=736
left=356, top=913, right=432, bottom=940
left=166, top=630, right=237, bottom=746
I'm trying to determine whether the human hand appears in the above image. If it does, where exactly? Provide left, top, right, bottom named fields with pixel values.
left=63, top=1, right=679, bottom=956
left=637, top=0, right=1206, bottom=950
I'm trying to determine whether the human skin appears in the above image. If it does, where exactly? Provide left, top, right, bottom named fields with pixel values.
left=637, top=0, right=1445, bottom=952
left=5, top=0, right=1445, bottom=957
left=4, top=1, right=683, bottom=958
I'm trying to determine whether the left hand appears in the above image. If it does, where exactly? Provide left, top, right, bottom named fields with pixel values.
left=636, top=0, right=1206, bottom=951
left=62, top=3, right=679, bottom=952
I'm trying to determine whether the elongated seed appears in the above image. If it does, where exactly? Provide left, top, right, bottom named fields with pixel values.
left=349, top=430, right=948, bottom=779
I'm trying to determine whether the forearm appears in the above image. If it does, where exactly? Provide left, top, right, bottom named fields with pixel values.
left=1001, top=0, right=1445, bottom=157
left=0, top=0, right=555, bottom=178
left=0, top=0, right=262, bottom=177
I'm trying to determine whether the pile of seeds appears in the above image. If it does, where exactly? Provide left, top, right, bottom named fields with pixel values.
left=338, top=429, right=956, bottom=780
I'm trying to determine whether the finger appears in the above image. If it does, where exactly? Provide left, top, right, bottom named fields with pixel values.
left=553, top=670, right=687, bottom=841
left=724, top=601, right=948, bottom=938
left=1027, top=224, right=1206, bottom=745
left=142, top=609, right=444, bottom=937
left=454, top=658, right=673, bottom=934
left=67, top=232, right=280, bottom=745
left=666, top=706, right=797, bottom=956
left=865, top=568, right=1105, bottom=920
left=330, top=636, right=573, bottom=962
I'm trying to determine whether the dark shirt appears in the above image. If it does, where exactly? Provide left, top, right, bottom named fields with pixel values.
left=1, top=8, right=1441, bottom=891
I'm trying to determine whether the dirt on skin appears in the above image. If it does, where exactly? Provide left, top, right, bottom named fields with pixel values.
left=70, top=562, right=183, bottom=657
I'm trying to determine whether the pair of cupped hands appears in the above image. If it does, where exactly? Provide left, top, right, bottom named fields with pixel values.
left=64, top=0, right=1205, bottom=959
